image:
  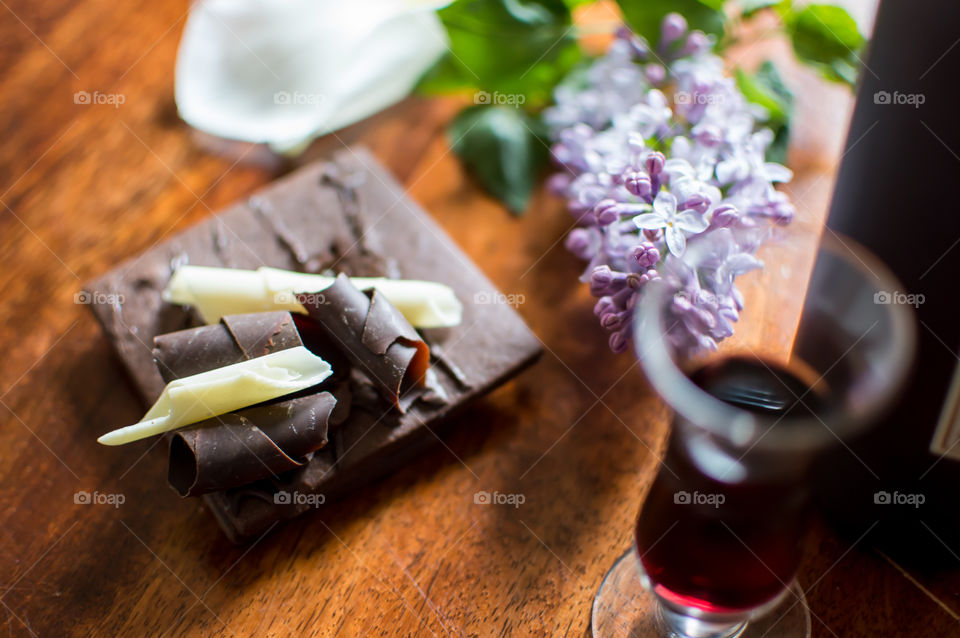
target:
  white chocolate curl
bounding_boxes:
[97,346,332,446]
[163,266,462,329]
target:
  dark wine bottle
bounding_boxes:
[815,0,960,565]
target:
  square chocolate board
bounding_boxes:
[83,147,542,542]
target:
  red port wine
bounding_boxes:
[635,356,827,614]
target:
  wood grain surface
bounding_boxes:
[2,1,958,636]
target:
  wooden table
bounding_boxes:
[2,1,958,636]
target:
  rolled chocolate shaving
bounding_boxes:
[297,274,429,410]
[168,393,337,497]
[153,311,301,383]
[328,379,353,427]
[291,313,351,382]
[151,310,345,496]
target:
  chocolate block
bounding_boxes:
[83,147,542,542]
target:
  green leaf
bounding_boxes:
[698,0,726,11]
[616,0,725,43]
[740,0,783,18]
[448,105,550,214]
[418,54,478,95]
[736,68,785,121]
[755,60,793,106]
[736,61,794,163]
[786,4,864,86]
[419,0,582,107]
[828,56,860,86]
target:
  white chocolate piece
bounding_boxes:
[97,346,332,446]
[163,265,462,328]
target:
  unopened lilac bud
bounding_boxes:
[551,143,572,166]
[695,305,716,329]
[645,63,666,85]
[563,122,593,144]
[772,203,795,226]
[568,201,598,226]
[625,272,643,289]
[697,334,718,352]
[630,39,650,60]
[709,204,738,229]
[681,192,709,213]
[693,125,721,147]
[644,151,665,177]
[719,304,739,323]
[601,310,624,331]
[546,172,572,197]
[565,228,594,260]
[680,31,710,57]
[617,26,649,59]
[594,269,629,296]
[672,294,693,315]
[643,228,661,242]
[594,296,615,316]
[629,243,660,268]
[623,170,651,197]
[626,132,646,153]
[661,13,688,46]
[609,329,630,354]
[594,199,620,225]
[591,265,613,289]
[591,266,624,295]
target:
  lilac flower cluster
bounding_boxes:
[545,14,795,355]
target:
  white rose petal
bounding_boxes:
[175,0,450,153]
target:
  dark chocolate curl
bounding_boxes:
[168,393,337,497]
[153,311,302,383]
[151,311,347,497]
[297,274,429,409]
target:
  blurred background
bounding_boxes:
[4,1,960,636]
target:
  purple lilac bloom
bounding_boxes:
[545,13,796,356]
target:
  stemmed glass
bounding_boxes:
[592,234,916,638]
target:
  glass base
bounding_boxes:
[591,549,811,638]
